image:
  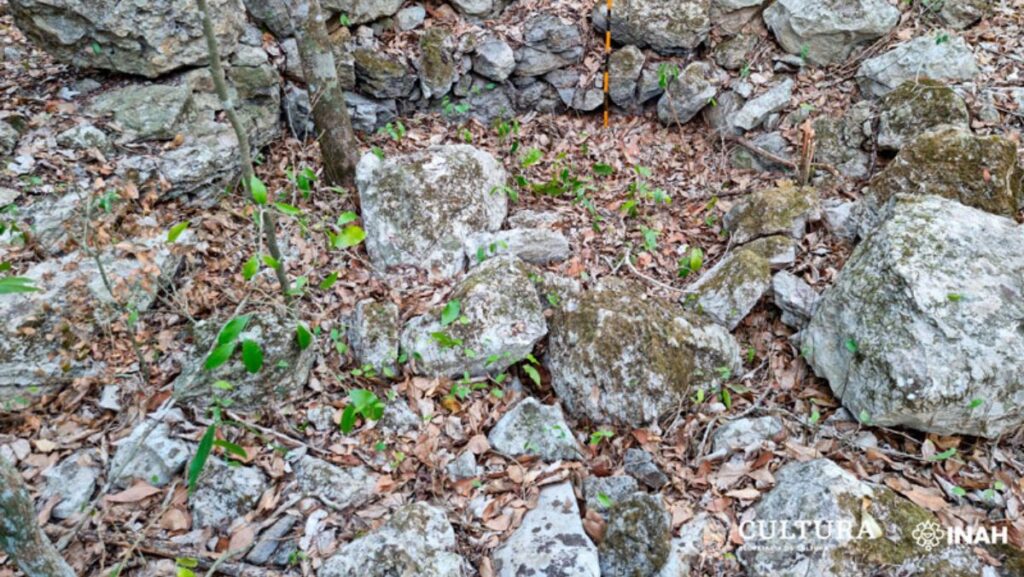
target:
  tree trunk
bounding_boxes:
[0,455,76,577]
[291,0,360,188]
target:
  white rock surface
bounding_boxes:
[856,34,980,98]
[487,397,580,461]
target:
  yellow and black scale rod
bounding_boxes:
[603,0,612,128]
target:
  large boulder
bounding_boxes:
[593,0,710,54]
[492,482,600,577]
[803,195,1024,438]
[860,125,1023,231]
[857,34,979,98]
[401,256,547,377]
[10,0,245,78]
[763,0,899,66]
[877,80,970,152]
[356,145,508,278]
[546,280,742,426]
[739,459,993,577]
[320,503,465,577]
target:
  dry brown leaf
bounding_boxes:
[106,481,161,503]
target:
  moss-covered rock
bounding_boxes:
[862,125,1023,230]
[723,182,820,245]
[688,248,772,330]
[416,27,457,100]
[743,235,797,270]
[593,0,710,54]
[487,397,580,461]
[739,459,992,577]
[813,101,873,179]
[599,493,672,577]
[348,299,400,373]
[546,280,741,426]
[608,45,645,108]
[353,48,415,99]
[877,79,970,151]
[401,256,547,377]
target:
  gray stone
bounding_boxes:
[877,80,970,152]
[938,0,989,30]
[449,0,516,18]
[712,416,784,454]
[446,451,479,480]
[731,79,793,132]
[417,27,458,100]
[243,0,293,36]
[822,198,859,242]
[0,121,18,155]
[487,397,580,462]
[41,452,98,519]
[659,514,729,577]
[88,84,191,142]
[583,476,639,513]
[744,236,798,270]
[547,281,742,426]
[804,195,1024,438]
[711,0,768,35]
[473,36,515,82]
[514,14,583,77]
[321,503,464,577]
[246,514,299,564]
[56,123,109,150]
[593,0,710,54]
[772,271,818,328]
[190,461,268,530]
[10,0,245,77]
[401,256,547,377]
[110,419,191,488]
[356,144,507,278]
[349,299,400,373]
[624,448,669,490]
[608,45,645,108]
[712,33,757,71]
[346,91,398,133]
[173,315,317,413]
[637,63,666,104]
[294,455,377,509]
[704,90,744,135]
[321,0,404,24]
[600,493,672,577]
[856,34,979,98]
[507,210,560,229]
[378,401,422,436]
[730,131,791,171]
[763,0,899,66]
[723,183,820,245]
[354,48,416,99]
[738,459,990,577]
[307,406,336,432]
[464,228,570,266]
[395,5,426,30]
[657,62,718,126]
[689,249,773,331]
[493,482,599,577]
[813,101,873,179]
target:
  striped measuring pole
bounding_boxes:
[603,0,612,127]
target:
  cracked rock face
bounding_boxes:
[856,34,979,98]
[546,280,741,426]
[876,80,970,152]
[763,0,899,66]
[804,195,1024,438]
[356,145,508,278]
[593,0,711,54]
[10,0,245,77]
[492,482,600,577]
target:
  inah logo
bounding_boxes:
[911,521,944,551]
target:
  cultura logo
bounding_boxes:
[911,521,945,551]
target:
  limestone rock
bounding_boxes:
[487,397,580,461]
[813,101,874,179]
[41,451,98,519]
[56,123,109,151]
[514,14,583,77]
[689,248,773,330]
[401,256,547,377]
[395,5,426,31]
[417,28,458,100]
[492,482,600,577]
[189,461,268,530]
[294,455,377,509]
[321,0,404,24]
[246,514,299,565]
[624,448,670,490]
[354,49,416,99]
[608,45,645,108]
[938,0,990,29]
[600,493,672,577]
[877,80,970,152]
[861,125,1023,230]
[803,195,1024,438]
[349,299,400,373]
[583,476,639,514]
[10,0,245,77]
[243,0,293,37]
[464,228,570,266]
[743,235,798,270]
[174,315,317,413]
[763,0,899,66]
[356,144,507,278]
[593,0,711,54]
[660,514,729,577]
[449,0,516,18]
[857,34,979,98]
[712,33,757,71]
[0,121,17,155]
[378,401,422,436]
[110,419,191,488]
[731,79,793,132]
[657,62,718,126]
[730,132,792,172]
[712,416,784,454]
[723,183,820,245]
[88,84,192,142]
[711,0,769,35]
[446,451,479,480]
[320,503,465,577]
[473,36,515,82]
[739,459,991,577]
[547,281,741,426]
[771,270,818,328]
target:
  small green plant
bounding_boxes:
[677,246,704,279]
[621,165,670,217]
[589,429,614,446]
[340,389,385,433]
[0,276,38,294]
[657,63,680,90]
[379,121,406,142]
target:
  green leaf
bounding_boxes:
[274,202,302,216]
[844,338,859,353]
[242,255,259,280]
[188,425,216,495]
[332,225,366,249]
[250,176,268,205]
[319,272,340,290]
[858,409,871,424]
[262,255,280,269]
[337,211,359,226]
[592,163,614,176]
[521,148,543,168]
[296,323,313,350]
[213,439,248,460]
[340,405,357,434]
[522,364,541,387]
[929,447,957,462]
[217,315,251,345]
[596,492,613,508]
[968,398,983,409]
[440,300,461,327]
[241,340,263,373]
[167,221,190,243]
[204,341,237,371]
[0,276,39,294]
[951,486,967,497]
